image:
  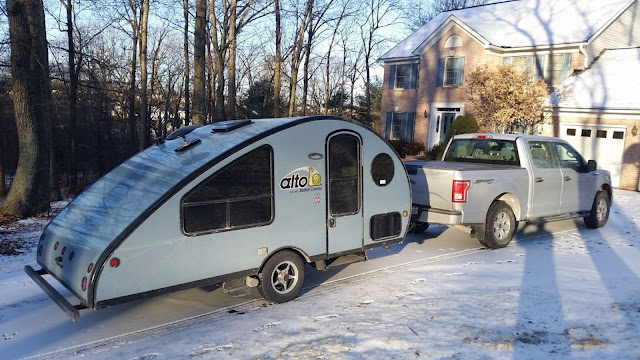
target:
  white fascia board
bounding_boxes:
[587,0,635,45]
[552,107,640,120]
[378,56,421,66]
[412,16,489,56]
[486,43,586,56]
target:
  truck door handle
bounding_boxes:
[564,176,572,181]
[328,218,335,228]
[535,177,544,183]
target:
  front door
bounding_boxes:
[440,113,456,144]
[327,132,363,255]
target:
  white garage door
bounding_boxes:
[559,123,625,187]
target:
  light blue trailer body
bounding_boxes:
[28,116,411,319]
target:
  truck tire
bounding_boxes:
[412,222,430,233]
[258,250,305,303]
[483,202,517,249]
[584,191,610,229]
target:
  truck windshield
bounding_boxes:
[444,138,520,166]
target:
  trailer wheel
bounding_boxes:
[412,222,430,233]
[483,202,516,249]
[584,191,610,229]
[258,250,305,303]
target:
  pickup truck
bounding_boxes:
[406,133,612,249]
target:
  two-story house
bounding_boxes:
[379,0,640,190]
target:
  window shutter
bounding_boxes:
[456,57,465,86]
[385,112,392,139]
[436,58,444,87]
[561,53,572,82]
[388,65,396,89]
[399,113,408,141]
[535,54,545,80]
[410,63,418,89]
[407,112,416,142]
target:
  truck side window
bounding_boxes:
[371,153,394,186]
[529,142,554,169]
[181,145,273,234]
[554,142,586,172]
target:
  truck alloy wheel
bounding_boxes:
[258,250,305,303]
[584,191,610,228]
[483,201,516,249]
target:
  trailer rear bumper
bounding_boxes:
[24,265,86,322]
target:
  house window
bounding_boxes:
[536,53,572,87]
[503,56,533,73]
[613,131,624,139]
[385,112,415,142]
[181,145,273,235]
[596,130,607,138]
[581,129,591,137]
[444,57,464,86]
[389,63,418,89]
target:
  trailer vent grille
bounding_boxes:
[370,212,402,241]
[211,119,252,133]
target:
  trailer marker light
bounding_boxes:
[452,180,471,203]
[88,263,94,273]
[54,242,59,250]
[110,257,120,268]
[82,276,87,291]
[61,247,66,255]
[69,251,75,261]
[403,210,408,217]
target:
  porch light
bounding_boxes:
[632,124,638,137]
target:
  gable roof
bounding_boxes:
[380,0,634,61]
[552,47,640,110]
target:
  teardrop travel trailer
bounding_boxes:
[26,116,412,321]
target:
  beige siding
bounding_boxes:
[587,0,640,64]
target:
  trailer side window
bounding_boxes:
[371,153,394,186]
[182,145,273,234]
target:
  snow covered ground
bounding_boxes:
[1,190,639,359]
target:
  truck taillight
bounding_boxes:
[452,180,471,203]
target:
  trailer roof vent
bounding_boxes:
[211,119,252,133]
[166,125,202,152]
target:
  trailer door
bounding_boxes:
[327,132,363,254]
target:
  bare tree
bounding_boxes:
[323,0,350,114]
[403,0,490,32]
[273,0,282,117]
[139,0,150,149]
[2,0,52,217]
[193,0,206,125]
[183,0,191,125]
[287,0,313,117]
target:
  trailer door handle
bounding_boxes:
[564,176,572,181]
[328,218,336,228]
[535,177,544,183]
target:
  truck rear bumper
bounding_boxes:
[24,265,86,321]
[412,204,463,225]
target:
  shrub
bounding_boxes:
[444,113,479,144]
[424,142,447,161]
[388,140,426,158]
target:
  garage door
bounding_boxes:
[559,123,625,187]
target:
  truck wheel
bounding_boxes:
[412,222,430,233]
[584,191,610,229]
[258,250,305,303]
[483,202,516,249]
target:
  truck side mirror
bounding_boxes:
[587,160,597,172]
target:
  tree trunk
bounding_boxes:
[61,0,78,193]
[183,0,190,126]
[193,0,206,125]
[273,0,281,117]
[288,0,314,117]
[209,0,226,121]
[227,0,237,119]
[2,0,52,217]
[301,12,313,116]
[139,0,150,150]
[128,2,139,153]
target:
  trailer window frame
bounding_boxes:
[180,144,274,235]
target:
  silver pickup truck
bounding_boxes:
[406,133,612,249]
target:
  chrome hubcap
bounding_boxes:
[493,211,511,240]
[596,198,608,222]
[271,261,299,294]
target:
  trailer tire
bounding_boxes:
[412,222,430,233]
[584,191,610,229]
[258,250,305,303]
[483,202,516,249]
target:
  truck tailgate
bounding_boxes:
[406,162,455,211]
